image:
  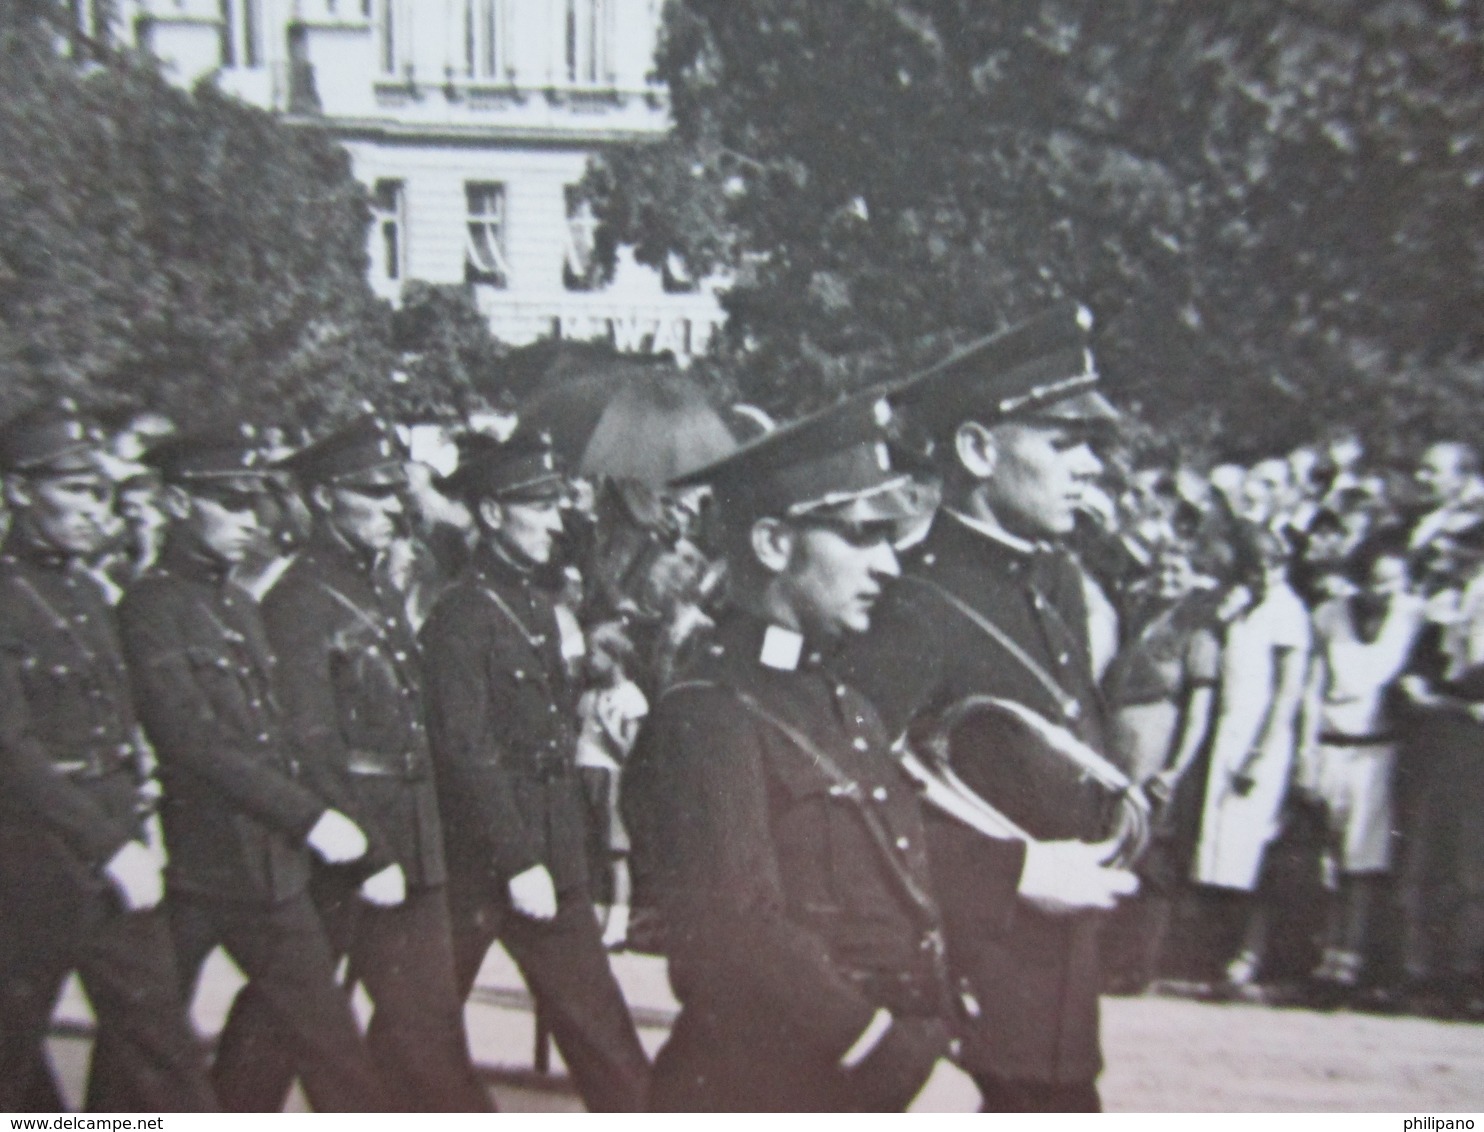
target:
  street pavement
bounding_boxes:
[45,945,1484,1112]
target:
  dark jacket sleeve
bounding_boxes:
[838,581,1027,934]
[420,590,542,881]
[260,578,393,876]
[628,686,944,1107]
[118,583,325,840]
[0,638,135,865]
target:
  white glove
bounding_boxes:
[508,864,558,921]
[306,809,368,864]
[601,902,630,948]
[141,812,168,868]
[1017,839,1139,914]
[359,863,407,907]
[907,1058,980,1112]
[104,839,165,912]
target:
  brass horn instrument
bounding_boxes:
[897,695,1151,869]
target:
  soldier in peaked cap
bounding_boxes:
[207,415,492,1111]
[838,302,1139,1113]
[0,403,217,1112]
[117,427,389,1111]
[620,395,981,1111]
[420,431,650,1112]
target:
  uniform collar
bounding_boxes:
[942,507,1045,556]
[158,531,233,585]
[0,526,72,573]
[310,524,378,578]
[474,538,536,587]
[712,610,829,674]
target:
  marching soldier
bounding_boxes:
[117,429,389,1111]
[840,304,1139,1112]
[621,395,982,1111]
[420,432,649,1112]
[0,404,216,1112]
[223,416,491,1111]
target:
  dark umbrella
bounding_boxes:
[517,367,738,486]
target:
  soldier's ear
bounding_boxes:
[750,517,793,575]
[477,496,504,532]
[3,474,35,511]
[160,485,194,522]
[955,420,999,480]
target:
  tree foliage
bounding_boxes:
[585,0,1484,458]
[388,281,509,415]
[0,5,400,430]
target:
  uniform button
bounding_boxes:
[257,733,269,742]
[548,704,557,713]
[835,685,848,697]
[922,554,936,566]
[1057,652,1070,665]
[92,726,106,737]
[395,651,407,662]
[871,786,889,802]
[852,737,869,752]
[1032,594,1046,609]
[806,652,821,666]
[896,837,910,851]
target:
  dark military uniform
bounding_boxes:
[119,447,387,1112]
[214,523,489,1111]
[0,538,215,1112]
[842,304,1123,1111]
[623,612,960,1111]
[421,540,649,1112]
[842,514,1109,1106]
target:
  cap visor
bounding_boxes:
[1029,390,1120,424]
[332,462,407,489]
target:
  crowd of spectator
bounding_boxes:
[20,407,1484,1024]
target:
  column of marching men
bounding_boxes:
[4,299,1484,1114]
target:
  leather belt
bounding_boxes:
[1318,731,1396,747]
[840,965,947,1019]
[53,743,134,780]
[345,748,428,780]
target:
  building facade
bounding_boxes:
[80,0,723,361]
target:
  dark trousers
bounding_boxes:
[448,873,649,1112]
[0,873,216,1113]
[169,890,387,1112]
[974,1072,1100,1113]
[1401,715,1484,986]
[211,874,492,1112]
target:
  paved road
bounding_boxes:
[45,948,1484,1112]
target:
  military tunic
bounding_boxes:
[421,543,649,1112]
[220,529,489,1111]
[623,612,965,1111]
[119,537,387,1112]
[840,512,1109,1101]
[0,537,215,1112]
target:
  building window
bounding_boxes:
[68,0,110,48]
[370,180,406,284]
[563,187,602,291]
[376,0,404,75]
[221,0,265,68]
[465,183,509,287]
[565,0,610,86]
[465,0,504,80]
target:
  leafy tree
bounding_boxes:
[585,0,1484,459]
[388,281,509,415]
[0,3,398,431]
